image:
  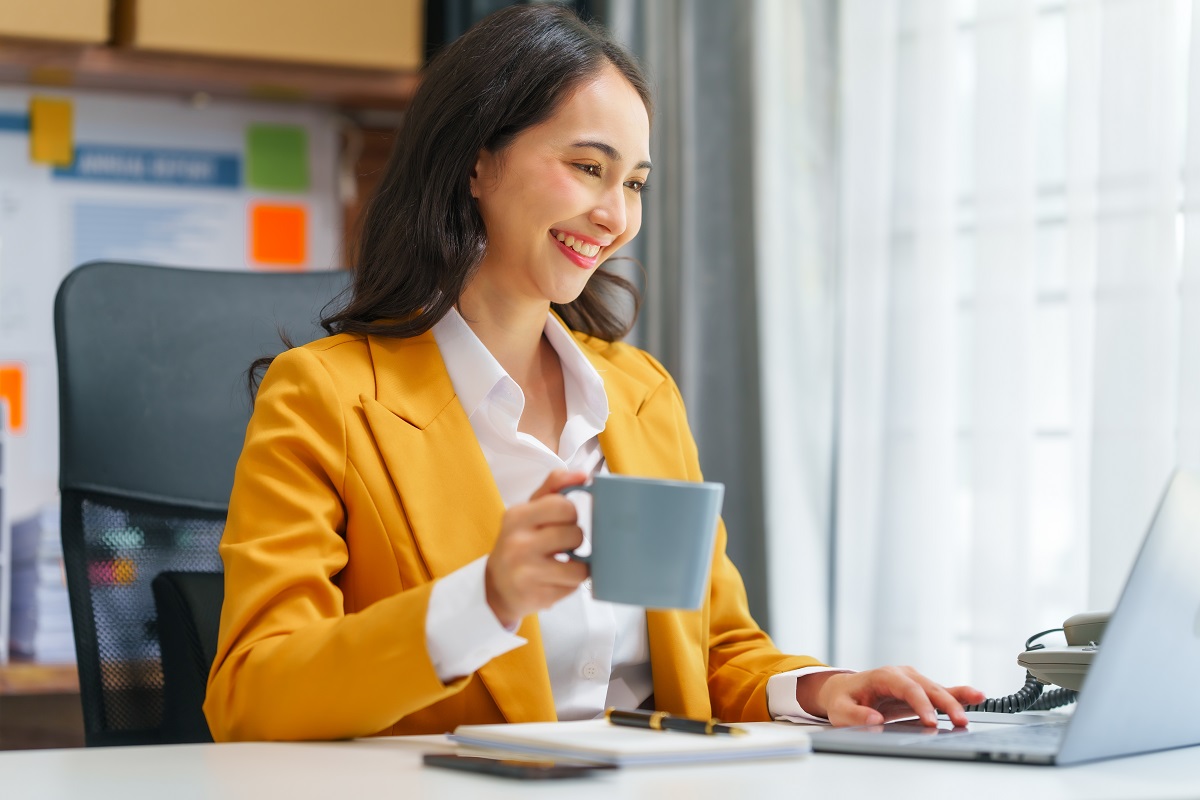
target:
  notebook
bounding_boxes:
[808,469,1200,766]
[448,718,811,766]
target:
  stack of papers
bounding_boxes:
[450,718,811,766]
[9,500,75,663]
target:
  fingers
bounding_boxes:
[883,668,939,726]
[948,685,987,705]
[827,700,884,728]
[917,679,971,728]
[944,685,987,726]
[505,496,582,553]
[485,471,591,626]
[824,667,978,729]
[530,468,588,500]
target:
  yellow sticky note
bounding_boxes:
[30,96,74,167]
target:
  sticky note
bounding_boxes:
[0,363,26,434]
[246,124,310,192]
[250,203,308,268]
[29,96,74,167]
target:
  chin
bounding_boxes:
[546,279,591,307]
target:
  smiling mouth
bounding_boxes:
[550,229,603,258]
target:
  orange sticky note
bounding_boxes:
[250,203,308,268]
[0,363,26,434]
[29,96,74,167]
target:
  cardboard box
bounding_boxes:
[0,0,110,44]
[116,0,423,71]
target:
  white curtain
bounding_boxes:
[753,0,839,657]
[837,0,1198,695]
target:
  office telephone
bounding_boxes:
[965,611,1110,714]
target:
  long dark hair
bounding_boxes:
[323,3,651,341]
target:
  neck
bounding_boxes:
[457,283,553,386]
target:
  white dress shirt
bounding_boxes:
[424,308,838,722]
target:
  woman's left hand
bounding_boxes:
[798,667,986,728]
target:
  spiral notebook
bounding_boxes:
[448,718,811,766]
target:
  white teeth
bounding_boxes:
[553,231,601,258]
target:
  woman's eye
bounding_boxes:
[576,163,602,177]
[625,179,648,193]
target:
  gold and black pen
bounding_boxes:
[605,707,747,736]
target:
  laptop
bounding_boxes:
[809,469,1200,766]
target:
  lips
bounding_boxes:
[552,230,603,257]
[550,230,602,269]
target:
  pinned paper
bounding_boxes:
[246,124,310,192]
[29,96,74,167]
[250,203,308,268]
[0,363,26,434]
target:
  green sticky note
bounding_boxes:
[246,124,310,192]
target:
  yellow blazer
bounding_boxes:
[204,325,824,742]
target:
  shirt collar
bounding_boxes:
[544,311,610,433]
[431,307,609,429]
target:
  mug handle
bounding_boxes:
[558,484,593,564]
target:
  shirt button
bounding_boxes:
[581,661,599,679]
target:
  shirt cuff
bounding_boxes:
[426,555,527,682]
[767,666,856,724]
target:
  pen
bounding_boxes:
[605,707,747,736]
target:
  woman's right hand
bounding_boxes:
[484,470,590,628]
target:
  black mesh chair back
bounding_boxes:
[54,261,350,746]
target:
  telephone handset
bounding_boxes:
[965,611,1110,714]
[1017,611,1109,691]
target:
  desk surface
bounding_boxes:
[1,726,1197,800]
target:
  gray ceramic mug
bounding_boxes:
[561,475,725,609]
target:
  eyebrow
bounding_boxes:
[570,140,653,172]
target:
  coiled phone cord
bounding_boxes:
[1028,686,1078,711]
[963,627,1080,714]
[964,670,1046,713]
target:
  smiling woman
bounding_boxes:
[465,63,651,318]
[321,5,652,343]
[202,3,981,744]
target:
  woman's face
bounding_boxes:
[469,63,652,308]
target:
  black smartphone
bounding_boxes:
[422,753,615,780]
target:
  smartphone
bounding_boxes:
[422,753,615,780]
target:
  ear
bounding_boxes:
[469,148,498,199]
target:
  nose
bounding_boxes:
[588,183,627,239]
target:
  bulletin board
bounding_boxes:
[0,86,343,523]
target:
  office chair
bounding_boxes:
[150,570,225,743]
[55,261,351,747]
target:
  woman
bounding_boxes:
[204,4,983,741]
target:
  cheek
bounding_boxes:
[475,200,509,249]
[542,169,582,207]
[623,201,643,242]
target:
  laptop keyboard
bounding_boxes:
[918,722,1066,752]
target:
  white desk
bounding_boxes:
[2,728,1198,800]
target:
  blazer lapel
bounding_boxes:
[578,339,708,716]
[361,331,556,722]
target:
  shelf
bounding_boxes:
[0,39,420,111]
[0,661,79,695]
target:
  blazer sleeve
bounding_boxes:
[203,347,470,742]
[660,360,826,721]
